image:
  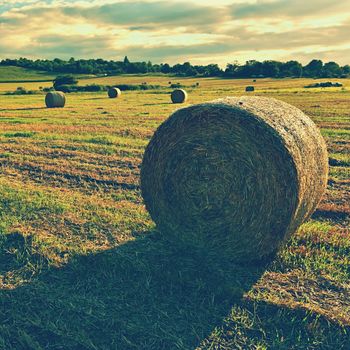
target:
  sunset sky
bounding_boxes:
[1,0,350,66]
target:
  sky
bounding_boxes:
[0,0,350,66]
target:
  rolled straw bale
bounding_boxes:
[108,87,121,98]
[246,86,255,92]
[45,91,66,108]
[171,89,188,104]
[141,96,328,263]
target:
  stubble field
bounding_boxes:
[0,74,349,349]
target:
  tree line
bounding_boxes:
[1,56,349,78]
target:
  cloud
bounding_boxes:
[34,35,116,57]
[62,1,228,27]
[291,47,350,64]
[0,0,349,65]
[0,28,117,58]
[120,24,350,62]
[230,0,347,19]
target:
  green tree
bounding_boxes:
[322,61,342,78]
[261,60,280,77]
[203,64,222,77]
[304,59,323,77]
[161,63,171,74]
[281,61,303,77]
[224,63,240,77]
[53,75,78,90]
[342,65,350,76]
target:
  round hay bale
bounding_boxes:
[45,91,66,108]
[108,87,121,98]
[141,96,328,263]
[171,89,188,104]
[246,86,255,92]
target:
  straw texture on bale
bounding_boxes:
[108,87,121,98]
[45,91,66,108]
[246,86,255,92]
[171,89,188,104]
[141,96,328,263]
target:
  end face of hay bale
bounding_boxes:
[246,86,255,92]
[141,96,328,263]
[171,89,188,104]
[108,87,121,98]
[45,91,66,108]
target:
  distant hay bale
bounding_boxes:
[141,96,328,263]
[246,86,255,92]
[45,91,66,108]
[108,87,121,98]
[171,89,188,104]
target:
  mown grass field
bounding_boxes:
[0,73,349,349]
[0,66,59,83]
[0,65,93,86]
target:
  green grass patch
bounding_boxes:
[329,153,350,166]
[329,166,350,180]
[322,128,350,140]
[0,66,90,83]
[86,136,114,145]
[0,152,11,159]
[3,132,36,138]
[0,66,55,82]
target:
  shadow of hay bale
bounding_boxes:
[0,233,47,286]
[0,233,32,274]
[1,232,349,348]
[0,107,47,112]
[0,232,265,349]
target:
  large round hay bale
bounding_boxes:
[141,96,328,263]
[171,89,187,104]
[45,91,66,108]
[246,86,255,92]
[108,87,121,98]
